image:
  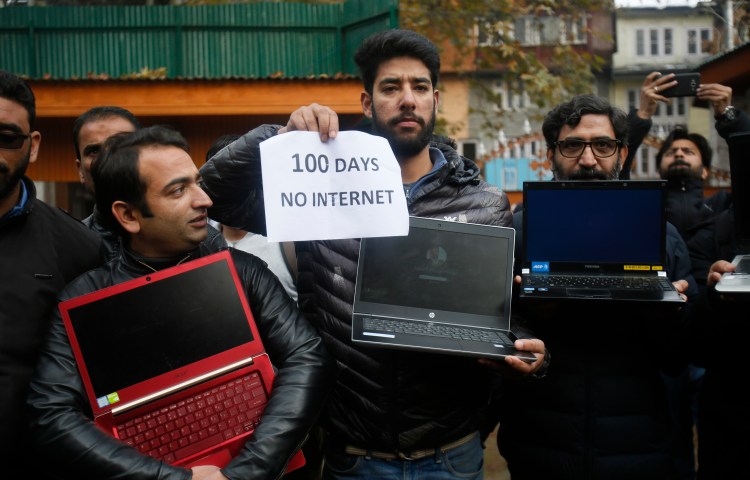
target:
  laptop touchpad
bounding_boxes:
[566,288,612,299]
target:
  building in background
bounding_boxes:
[0,0,397,216]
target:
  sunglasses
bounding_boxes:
[0,132,31,150]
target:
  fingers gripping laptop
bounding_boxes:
[58,250,304,470]
[351,216,535,362]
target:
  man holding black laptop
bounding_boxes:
[200,29,547,480]
[494,94,697,480]
[26,125,335,480]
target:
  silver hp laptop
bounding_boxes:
[351,216,535,362]
[519,180,684,303]
[716,131,750,293]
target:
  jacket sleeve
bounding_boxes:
[222,250,336,480]
[666,221,699,299]
[621,110,653,180]
[715,109,750,140]
[200,124,281,236]
[26,281,191,480]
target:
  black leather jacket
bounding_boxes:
[200,125,516,452]
[26,244,335,480]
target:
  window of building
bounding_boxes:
[688,28,711,54]
[636,29,645,56]
[640,147,650,176]
[664,28,673,55]
[461,141,477,161]
[650,28,659,55]
[628,89,638,111]
[677,97,686,115]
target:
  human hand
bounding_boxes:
[672,279,690,301]
[696,83,733,117]
[191,465,228,480]
[707,260,736,287]
[278,103,339,142]
[478,338,546,375]
[637,71,672,119]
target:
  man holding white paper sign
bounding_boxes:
[200,29,548,480]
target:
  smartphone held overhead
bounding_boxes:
[660,72,700,97]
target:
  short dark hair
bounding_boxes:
[206,134,240,162]
[0,70,36,130]
[354,29,440,95]
[73,106,141,159]
[92,125,190,237]
[655,127,712,169]
[542,94,629,149]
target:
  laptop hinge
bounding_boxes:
[111,357,254,416]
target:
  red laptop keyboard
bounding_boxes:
[115,372,268,463]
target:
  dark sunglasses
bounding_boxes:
[0,132,31,150]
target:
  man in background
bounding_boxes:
[0,69,101,479]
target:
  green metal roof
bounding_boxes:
[0,0,399,80]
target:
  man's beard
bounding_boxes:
[0,149,30,201]
[552,157,621,181]
[371,105,436,160]
[662,160,703,180]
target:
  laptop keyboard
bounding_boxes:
[115,372,267,463]
[363,317,514,346]
[524,274,673,291]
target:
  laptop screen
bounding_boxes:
[523,181,666,269]
[358,221,511,317]
[67,259,254,398]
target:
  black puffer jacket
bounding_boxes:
[200,125,513,452]
[665,177,728,289]
[26,244,335,480]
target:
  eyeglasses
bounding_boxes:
[554,138,621,158]
[0,132,31,150]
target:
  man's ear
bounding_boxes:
[112,201,141,235]
[701,166,709,180]
[618,145,629,167]
[361,91,373,119]
[75,158,85,184]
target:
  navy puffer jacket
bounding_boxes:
[200,125,514,452]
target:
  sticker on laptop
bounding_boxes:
[623,265,663,271]
[531,262,549,273]
[97,392,121,407]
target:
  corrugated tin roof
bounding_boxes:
[0,0,398,80]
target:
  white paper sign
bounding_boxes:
[259,130,409,242]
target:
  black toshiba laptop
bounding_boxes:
[716,131,750,293]
[519,180,684,303]
[351,216,535,362]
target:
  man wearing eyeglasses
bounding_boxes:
[0,70,102,478]
[493,94,697,480]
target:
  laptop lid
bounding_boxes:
[520,180,683,303]
[60,250,264,418]
[353,216,514,330]
[522,180,669,275]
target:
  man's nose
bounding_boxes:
[400,86,416,109]
[194,185,213,209]
[578,145,598,168]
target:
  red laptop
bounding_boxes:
[58,250,304,470]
